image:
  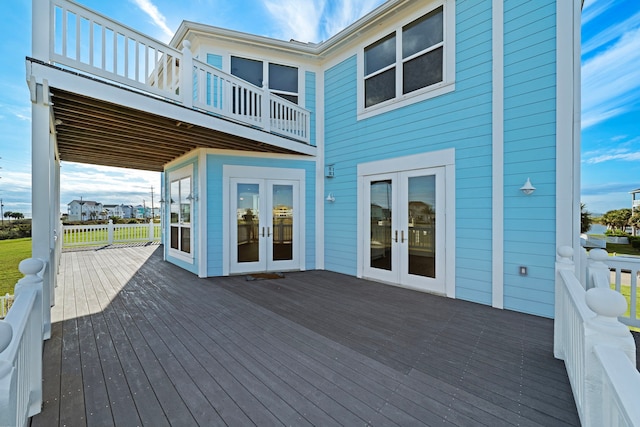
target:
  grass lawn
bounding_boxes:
[0,238,32,295]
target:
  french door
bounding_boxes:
[363,167,445,293]
[229,178,299,274]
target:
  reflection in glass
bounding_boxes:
[170,180,179,224]
[407,175,435,278]
[370,180,392,271]
[180,177,191,224]
[237,184,260,263]
[272,185,293,261]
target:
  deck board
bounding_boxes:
[32,245,582,426]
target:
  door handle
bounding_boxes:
[261,226,265,237]
[394,230,398,243]
[267,226,271,237]
[401,230,405,243]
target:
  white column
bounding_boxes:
[180,40,193,109]
[32,0,50,61]
[31,82,52,340]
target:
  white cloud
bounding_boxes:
[582,9,640,56]
[582,26,640,129]
[131,0,174,41]
[263,0,325,42]
[581,0,615,26]
[262,0,385,43]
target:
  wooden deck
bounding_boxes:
[31,245,581,426]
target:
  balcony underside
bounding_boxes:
[30,59,316,172]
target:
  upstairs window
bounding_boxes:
[360,2,454,118]
[231,56,299,104]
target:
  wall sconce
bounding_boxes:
[186,193,198,202]
[326,192,335,202]
[520,178,536,195]
[325,164,335,178]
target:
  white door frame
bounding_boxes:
[223,165,306,275]
[357,149,456,297]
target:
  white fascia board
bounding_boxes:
[28,61,317,158]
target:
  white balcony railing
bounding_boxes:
[36,0,311,144]
[0,259,47,427]
[555,246,640,427]
[62,220,161,247]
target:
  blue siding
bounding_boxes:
[206,54,223,69]
[503,0,557,318]
[305,71,316,147]
[164,157,199,275]
[205,155,316,276]
[324,0,494,305]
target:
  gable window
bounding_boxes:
[231,56,299,104]
[359,2,454,119]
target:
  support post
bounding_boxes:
[148,220,154,242]
[31,82,52,340]
[32,0,50,61]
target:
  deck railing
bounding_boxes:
[38,0,311,144]
[555,246,640,426]
[62,220,160,247]
[0,259,46,427]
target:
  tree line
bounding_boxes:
[3,211,25,221]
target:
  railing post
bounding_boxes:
[148,220,154,242]
[583,287,636,427]
[15,258,45,417]
[108,219,114,244]
[554,246,574,360]
[587,248,610,290]
[180,40,193,109]
[32,0,50,61]
[262,82,271,133]
[0,319,15,426]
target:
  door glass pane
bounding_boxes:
[180,177,191,224]
[407,175,436,278]
[272,184,293,261]
[237,183,260,263]
[170,180,179,224]
[181,227,191,254]
[370,180,392,271]
[170,226,179,250]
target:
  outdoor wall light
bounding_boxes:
[186,193,198,202]
[520,178,536,195]
[326,192,335,202]
[325,164,335,178]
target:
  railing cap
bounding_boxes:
[18,258,44,276]
[557,246,573,263]
[589,248,609,263]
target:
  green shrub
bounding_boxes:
[604,229,630,237]
[629,236,640,249]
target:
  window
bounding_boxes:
[360,2,454,118]
[168,165,193,262]
[231,56,299,104]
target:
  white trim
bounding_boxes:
[315,69,326,270]
[197,150,208,278]
[167,164,195,265]
[556,0,580,264]
[223,165,306,276]
[356,148,455,297]
[492,0,504,309]
[356,0,456,121]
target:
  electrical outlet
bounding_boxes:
[519,266,527,276]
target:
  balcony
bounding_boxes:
[28,0,315,172]
[23,245,584,426]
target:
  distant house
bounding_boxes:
[67,200,103,222]
[30,0,582,319]
[103,204,125,219]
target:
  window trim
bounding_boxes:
[357,0,456,121]
[167,164,195,264]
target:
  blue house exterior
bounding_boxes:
[28,0,581,321]
[156,0,581,319]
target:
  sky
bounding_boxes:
[0,0,638,217]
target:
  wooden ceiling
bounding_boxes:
[50,89,305,172]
